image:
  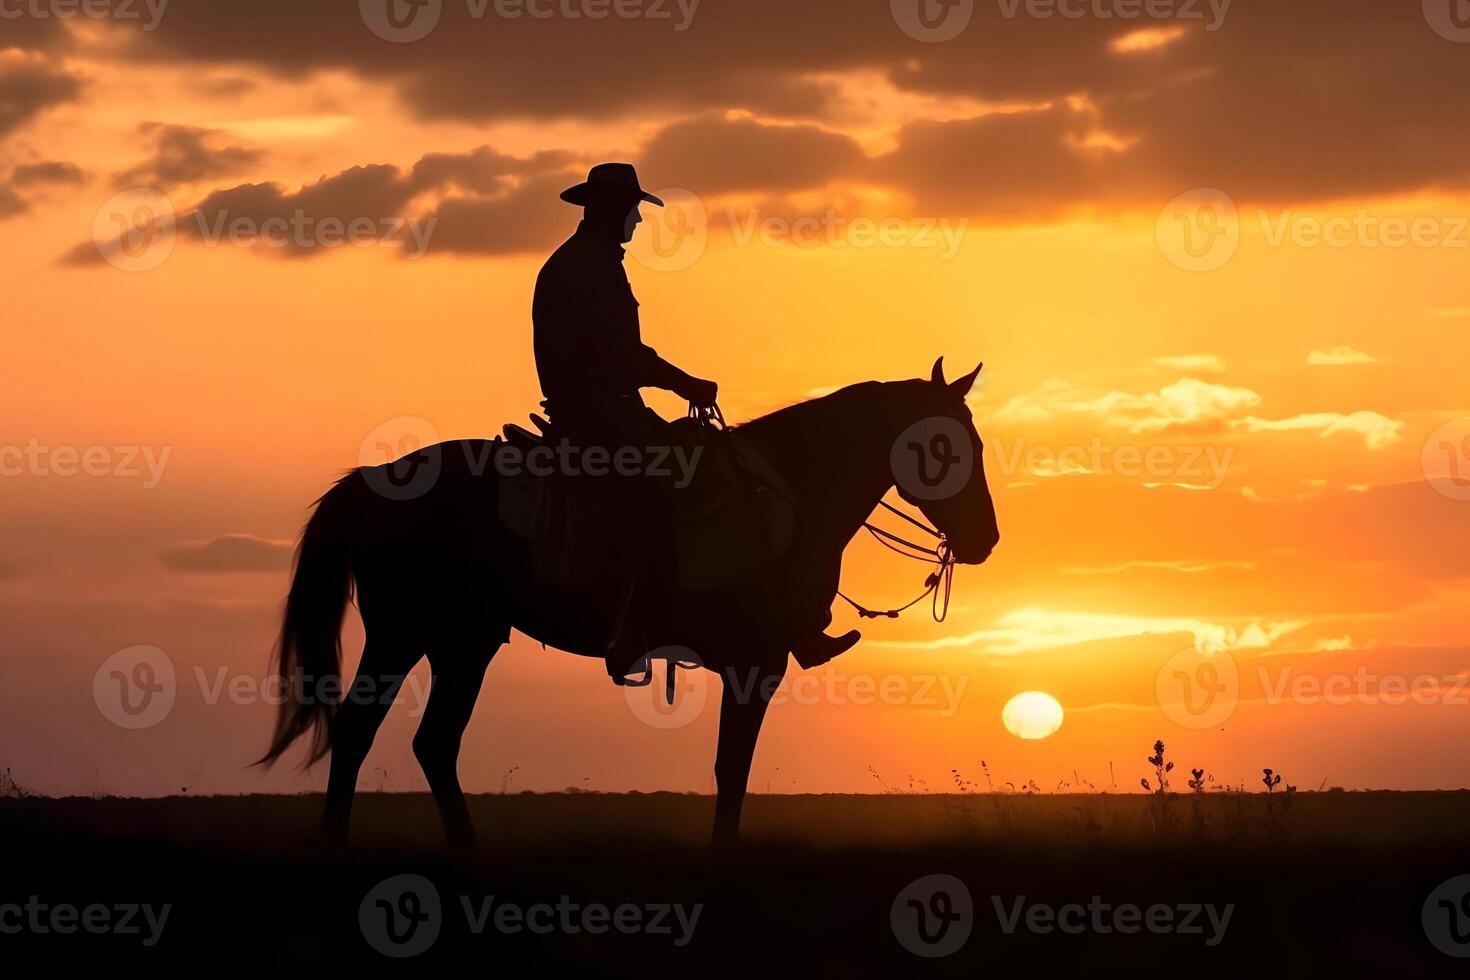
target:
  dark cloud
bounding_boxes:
[87,1,1470,209]
[0,57,84,136]
[159,534,292,573]
[11,160,88,187]
[0,184,25,219]
[639,115,867,195]
[113,123,264,189]
[65,146,580,262]
[409,146,577,195]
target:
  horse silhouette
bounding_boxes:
[259,358,998,846]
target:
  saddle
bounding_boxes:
[496,408,796,592]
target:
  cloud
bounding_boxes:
[10,160,88,187]
[1231,411,1403,451]
[870,607,1305,655]
[113,124,264,189]
[70,2,1470,214]
[639,114,869,195]
[1307,346,1376,366]
[989,377,1261,433]
[0,185,25,219]
[1152,354,1224,373]
[159,534,292,573]
[1062,559,1257,575]
[65,146,586,262]
[0,52,84,137]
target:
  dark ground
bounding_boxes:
[2,791,1467,975]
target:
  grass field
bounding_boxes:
[3,790,1467,974]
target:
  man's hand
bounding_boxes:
[681,376,719,407]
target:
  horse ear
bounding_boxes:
[930,357,946,386]
[949,362,983,396]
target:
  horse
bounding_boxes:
[258,357,999,846]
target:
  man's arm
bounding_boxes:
[638,345,718,405]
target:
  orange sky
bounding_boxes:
[3,2,1469,797]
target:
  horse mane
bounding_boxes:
[733,379,917,438]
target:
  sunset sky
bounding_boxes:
[3,0,1469,798]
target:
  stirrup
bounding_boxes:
[609,658,653,687]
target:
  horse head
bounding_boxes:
[890,357,999,565]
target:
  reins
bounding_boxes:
[688,400,958,628]
[838,500,956,623]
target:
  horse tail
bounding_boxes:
[257,474,361,767]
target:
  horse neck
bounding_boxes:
[740,382,917,541]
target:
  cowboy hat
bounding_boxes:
[559,162,664,207]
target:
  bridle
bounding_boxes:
[837,499,956,623]
[690,400,958,624]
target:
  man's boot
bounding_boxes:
[791,629,861,670]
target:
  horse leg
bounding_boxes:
[414,641,496,846]
[323,638,419,841]
[712,660,787,847]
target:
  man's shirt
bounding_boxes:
[533,220,671,424]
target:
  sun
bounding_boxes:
[1002,691,1065,740]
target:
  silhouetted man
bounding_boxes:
[533,163,715,684]
[534,163,859,683]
